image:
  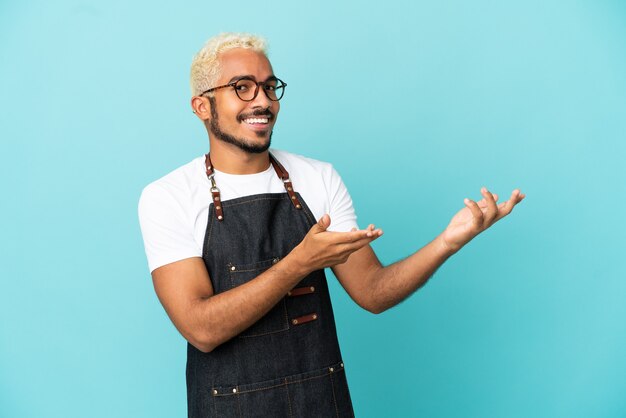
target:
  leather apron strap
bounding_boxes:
[205,152,303,221]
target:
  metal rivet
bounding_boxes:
[272,258,279,264]
[312,314,317,319]
[329,367,334,372]
[291,196,296,200]
[292,319,298,325]
[287,187,292,191]
[296,205,301,209]
[218,215,223,220]
[310,286,315,292]
[213,389,218,395]
[287,291,292,296]
[214,197,219,201]
[216,205,221,210]
[230,266,236,271]
[340,363,344,368]
[232,388,237,393]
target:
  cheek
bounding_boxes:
[221,103,245,123]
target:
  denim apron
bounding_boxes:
[186,153,355,417]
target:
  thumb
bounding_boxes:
[313,214,331,233]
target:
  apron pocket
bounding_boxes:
[211,362,348,418]
[212,383,291,418]
[228,258,290,338]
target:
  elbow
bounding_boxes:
[359,288,388,315]
[193,341,215,354]
[365,304,387,315]
[359,299,387,315]
[188,330,218,353]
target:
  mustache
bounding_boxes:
[238,108,274,121]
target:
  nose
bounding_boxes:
[250,86,272,109]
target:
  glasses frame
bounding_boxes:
[200,76,287,102]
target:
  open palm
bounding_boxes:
[441,187,525,252]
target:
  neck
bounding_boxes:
[207,140,271,174]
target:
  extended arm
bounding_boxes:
[333,188,525,313]
[152,215,381,353]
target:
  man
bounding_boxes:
[138,33,525,417]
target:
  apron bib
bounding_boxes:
[186,153,355,418]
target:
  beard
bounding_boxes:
[208,96,273,154]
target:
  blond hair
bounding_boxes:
[190,32,268,96]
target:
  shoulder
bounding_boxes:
[138,155,206,214]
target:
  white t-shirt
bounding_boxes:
[138,149,359,273]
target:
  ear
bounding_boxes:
[191,96,211,121]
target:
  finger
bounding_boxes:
[481,187,498,225]
[464,198,484,227]
[496,189,521,219]
[476,192,498,208]
[357,227,383,240]
[313,214,331,233]
[327,228,378,244]
[342,233,382,252]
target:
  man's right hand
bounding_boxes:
[291,214,383,274]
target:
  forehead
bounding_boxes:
[217,48,274,82]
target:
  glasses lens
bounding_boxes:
[234,79,258,101]
[264,79,285,101]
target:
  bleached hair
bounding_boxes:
[190,32,268,96]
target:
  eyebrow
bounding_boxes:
[227,74,277,83]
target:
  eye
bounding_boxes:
[235,79,255,92]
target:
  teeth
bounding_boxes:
[244,118,269,124]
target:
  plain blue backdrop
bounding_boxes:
[2,1,625,417]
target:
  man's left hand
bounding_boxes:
[440,187,526,252]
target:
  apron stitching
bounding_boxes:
[213,369,337,395]
[230,267,275,273]
[223,196,287,207]
[205,209,215,251]
[212,387,217,417]
[282,297,291,331]
[237,324,289,338]
[329,372,340,418]
[284,378,294,418]
[301,204,315,226]
[235,389,242,418]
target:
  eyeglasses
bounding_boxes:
[200,77,287,102]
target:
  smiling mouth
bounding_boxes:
[242,117,270,125]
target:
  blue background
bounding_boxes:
[2,0,625,417]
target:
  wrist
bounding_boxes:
[282,246,314,279]
[435,233,461,256]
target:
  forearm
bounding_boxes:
[190,254,310,352]
[367,234,458,313]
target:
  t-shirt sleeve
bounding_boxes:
[138,183,202,273]
[326,165,359,233]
